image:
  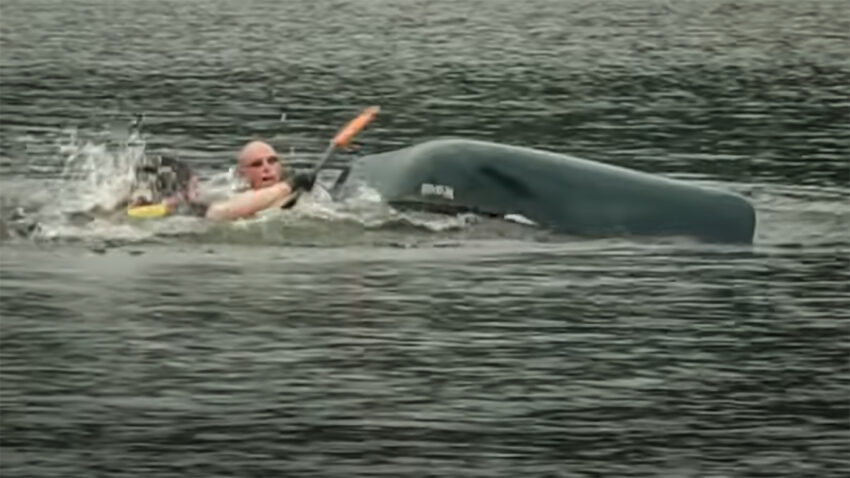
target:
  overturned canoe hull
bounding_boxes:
[346,139,756,243]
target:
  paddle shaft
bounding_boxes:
[310,143,338,176]
[280,106,380,209]
[278,144,335,210]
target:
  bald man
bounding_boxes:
[205,140,315,220]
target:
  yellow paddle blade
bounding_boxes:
[127,203,170,218]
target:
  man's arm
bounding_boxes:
[205,182,293,220]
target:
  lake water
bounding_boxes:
[1,0,848,476]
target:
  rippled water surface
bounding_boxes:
[1,0,848,476]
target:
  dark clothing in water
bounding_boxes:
[131,154,209,217]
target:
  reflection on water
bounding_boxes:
[1,0,848,476]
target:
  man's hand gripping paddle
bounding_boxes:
[280,106,379,209]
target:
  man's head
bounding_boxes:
[238,140,281,190]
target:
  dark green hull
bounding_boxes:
[346,139,756,243]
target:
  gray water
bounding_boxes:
[1,0,848,476]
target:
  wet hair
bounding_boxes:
[130,155,194,205]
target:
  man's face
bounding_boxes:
[239,143,281,190]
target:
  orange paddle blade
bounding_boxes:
[332,106,380,147]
